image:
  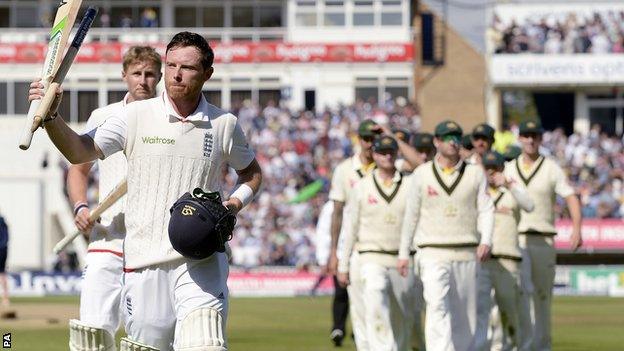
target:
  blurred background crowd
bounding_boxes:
[491,10,624,54]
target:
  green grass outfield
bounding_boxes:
[1,296,623,350]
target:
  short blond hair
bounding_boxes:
[122,46,162,72]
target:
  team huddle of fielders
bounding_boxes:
[327,119,582,351]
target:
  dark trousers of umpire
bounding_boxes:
[332,275,349,333]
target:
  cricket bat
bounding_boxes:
[53,179,127,254]
[18,0,83,150]
[30,6,98,133]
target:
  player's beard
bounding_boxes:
[166,79,203,100]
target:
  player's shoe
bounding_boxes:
[330,329,344,347]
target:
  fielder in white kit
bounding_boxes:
[327,119,381,350]
[506,120,582,351]
[66,46,162,350]
[474,151,534,351]
[30,32,263,351]
[337,135,416,351]
[398,120,495,351]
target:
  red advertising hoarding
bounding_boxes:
[555,219,624,251]
[0,42,413,64]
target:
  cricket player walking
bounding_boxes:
[66,46,162,350]
[327,119,381,349]
[29,32,262,350]
[506,120,582,351]
[474,151,534,351]
[337,135,415,351]
[398,120,494,351]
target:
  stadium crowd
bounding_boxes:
[60,100,624,268]
[491,10,624,54]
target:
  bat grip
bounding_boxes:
[30,82,60,132]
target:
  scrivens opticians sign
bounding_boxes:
[490,54,624,86]
[0,42,413,64]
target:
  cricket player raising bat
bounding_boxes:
[63,46,162,350]
[29,32,262,350]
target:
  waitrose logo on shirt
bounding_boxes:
[142,136,176,145]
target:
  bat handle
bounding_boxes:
[30,82,61,132]
[52,231,82,254]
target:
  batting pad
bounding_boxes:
[119,337,159,351]
[69,319,116,351]
[177,308,227,351]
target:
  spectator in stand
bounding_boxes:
[120,13,132,28]
[492,10,624,54]
[140,8,158,28]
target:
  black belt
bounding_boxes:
[520,230,556,236]
[491,254,522,262]
[358,250,416,256]
[418,243,479,249]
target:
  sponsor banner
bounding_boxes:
[7,271,82,297]
[554,266,624,297]
[490,54,624,86]
[228,270,334,297]
[6,269,334,297]
[555,219,624,251]
[7,266,624,297]
[0,42,413,64]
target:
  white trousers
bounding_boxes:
[348,252,369,351]
[360,262,414,351]
[519,236,556,351]
[475,259,522,351]
[518,248,534,351]
[421,258,477,351]
[122,253,229,351]
[80,251,124,336]
[411,253,426,351]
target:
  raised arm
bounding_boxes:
[28,80,103,163]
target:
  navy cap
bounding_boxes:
[373,134,399,152]
[482,151,505,168]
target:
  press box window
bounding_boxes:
[232,6,254,27]
[15,5,38,28]
[0,82,7,114]
[13,82,31,115]
[259,6,282,27]
[78,91,99,123]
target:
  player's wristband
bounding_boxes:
[230,184,254,209]
[73,202,89,216]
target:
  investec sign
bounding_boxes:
[7,271,82,296]
[489,54,624,86]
